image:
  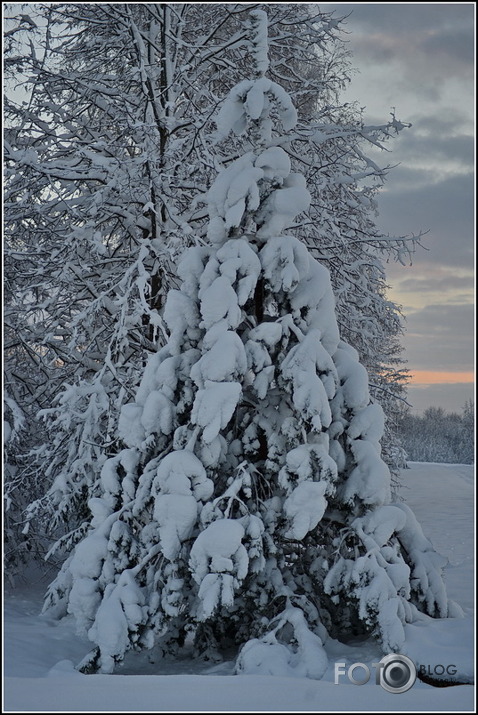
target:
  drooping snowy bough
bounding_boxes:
[44,10,456,676]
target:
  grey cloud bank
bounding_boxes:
[402,303,474,372]
[323,2,475,413]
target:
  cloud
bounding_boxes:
[376,171,474,268]
[401,303,474,372]
[396,132,474,170]
[331,3,474,35]
[421,26,475,67]
[412,112,473,138]
[410,371,474,385]
[327,3,474,114]
[330,3,474,79]
[389,268,474,297]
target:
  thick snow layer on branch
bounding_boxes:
[341,438,391,506]
[216,239,261,306]
[354,505,408,548]
[100,458,121,497]
[244,79,268,120]
[237,607,328,679]
[88,497,113,527]
[151,450,213,561]
[88,570,146,673]
[246,354,275,400]
[256,175,310,239]
[245,339,272,374]
[281,330,337,431]
[141,391,175,436]
[226,165,262,211]
[260,235,310,293]
[209,147,299,245]
[69,533,107,582]
[333,342,370,410]
[154,494,198,561]
[214,77,297,141]
[176,247,211,299]
[207,154,262,233]
[98,449,139,507]
[289,259,340,355]
[394,503,449,617]
[190,331,248,388]
[153,450,213,502]
[347,403,385,445]
[323,552,408,654]
[197,433,227,469]
[118,389,175,449]
[255,147,291,180]
[236,639,293,677]
[377,597,407,654]
[197,573,235,619]
[241,513,266,573]
[214,80,252,139]
[207,148,294,243]
[133,348,169,406]
[118,403,145,449]
[190,519,248,582]
[145,355,180,403]
[191,380,242,444]
[190,519,248,619]
[164,290,200,354]
[279,445,317,486]
[225,166,263,230]
[283,480,328,540]
[207,217,227,245]
[278,439,337,491]
[353,555,407,652]
[199,276,241,331]
[67,530,110,635]
[248,321,283,347]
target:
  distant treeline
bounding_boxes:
[399,401,474,465]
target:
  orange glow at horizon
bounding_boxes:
[409,370,475,386]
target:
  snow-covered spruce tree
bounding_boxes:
[43,10,455,676]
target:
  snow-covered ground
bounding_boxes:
[3,462,475,712]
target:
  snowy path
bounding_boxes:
[3,462,475,712]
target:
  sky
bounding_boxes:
[322,2,475,414]
[3,4,474,416]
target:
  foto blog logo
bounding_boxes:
[335,654,416,693]
[335,655,459,693]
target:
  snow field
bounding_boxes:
[4,462,474,712]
